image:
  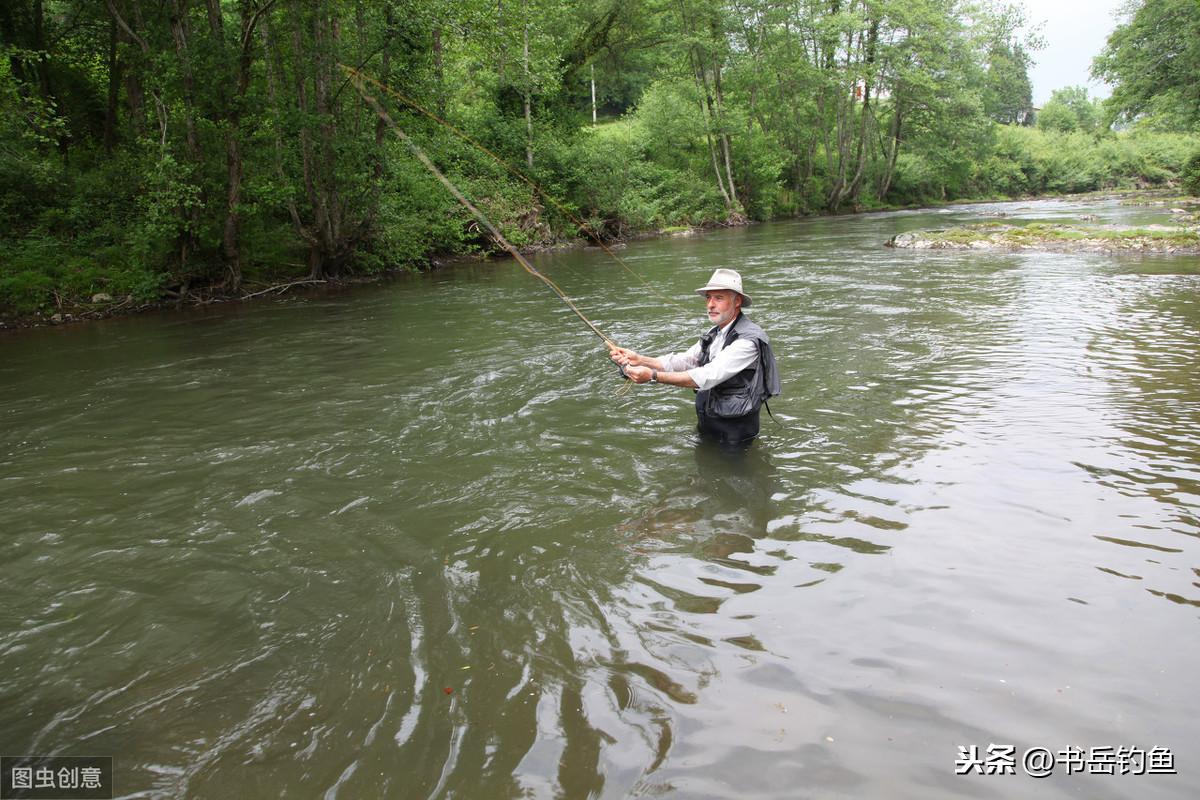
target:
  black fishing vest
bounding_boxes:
[695,313,781,419]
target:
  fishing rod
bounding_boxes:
[341,65,689,315]
[344,68,630,380]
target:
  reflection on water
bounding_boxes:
[1,198,1198,798]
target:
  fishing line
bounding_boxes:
[346,68,630,379]
[341,65,691,315]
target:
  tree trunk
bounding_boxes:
[167,0,201,164]
[827,21,868,211]
[0,7,27,86]
[104,0,164,147]
[846,19,879,204]
[523,5,533,169]
[31,0,66,154]
[433,24,445,117]
[218,0,270,290]
[682,40,731,211]
[205,0,235,289]
[375,5,393,175]
[290,11,328,279]
[878,104,903,199]
[497,0,505,80]
[676,1,732,213]
[122,66,145,137]
[103,15,120,153]
[703,12,738,210]
[692,52,732,210]
[710,59,739,209]
[260,12,306,235]
[32,0,51,102]
[298,4,344,280]
[166,0,203,269]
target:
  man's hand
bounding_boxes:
[609,346,646,368]
[624,365,653,384]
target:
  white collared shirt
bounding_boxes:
[659,318,759,390]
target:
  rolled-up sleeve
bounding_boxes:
[685,339,758,390]
[659,341,703,373]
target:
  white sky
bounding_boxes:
[1018,0,1128,105]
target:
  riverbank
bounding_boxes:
[6,190,1198,332]
[0,217,752,332]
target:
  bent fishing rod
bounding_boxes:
[345,67,630,380]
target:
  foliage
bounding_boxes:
[564,118,725,235]
[1037,86,1102,134]
[1183,151,1200,196]
[971,126,1198,196]
[978,2,1040,126]
[1093,0,1200,130]
[0,0,1196,317]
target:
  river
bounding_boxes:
[1,198,1197,799]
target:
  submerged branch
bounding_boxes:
[241,279,328,300]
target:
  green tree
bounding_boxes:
[982,40,1033,125]
[1093,0,1200,130]
[1037,86,1100,133]
[872,0,993,202]
[974,2,1040,126]
[2,0,1196,317]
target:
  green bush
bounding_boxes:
[0,261,56,313]
[562,115,727,235]
[1183,151,1200,196]
[729,119,788,220]
[632,80,707,174]
[887,153,942,205]
[962,126,1200,198]
[976,156,1029,196]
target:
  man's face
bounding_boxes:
[705,290,742,327]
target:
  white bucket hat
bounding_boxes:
[695,268,752,307]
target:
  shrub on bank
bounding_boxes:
[564,116,725,236]
[4,108,1199,317]
[1178,151,1200,196]
[969,127,1200,198]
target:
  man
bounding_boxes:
[610,268,781,446]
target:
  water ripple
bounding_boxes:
[1,199,1198,796]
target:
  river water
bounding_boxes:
[1,198,1198,799]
